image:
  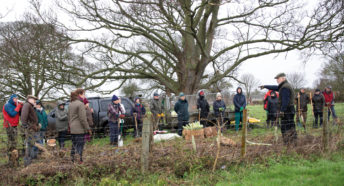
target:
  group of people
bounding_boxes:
[260,73,340,145]
[2,94,48,167]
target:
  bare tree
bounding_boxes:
[286,72,307,90]
[121,82,140,100]
[0,14,90,100]
[240,73,260,103]
[32,0,344,94]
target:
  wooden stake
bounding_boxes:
[323,109,329,152]
[141,118,150,174]
[241,109,247,158]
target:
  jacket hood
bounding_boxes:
[8,94,18,106]
[57,100,65,106]
[270,91,277,98]
[236,87,243,94]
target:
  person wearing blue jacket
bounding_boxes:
[213,92,226,125]
[233,87,246,131]
[131,97,146,137]
[174,92,189,136]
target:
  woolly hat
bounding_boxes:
[199,90,205,96]
[153,92,159,97]
[315,89,320,92]
[36,100,42,105]
[179,92,185,97]
[112,95,119,101]
[216,92,222,97]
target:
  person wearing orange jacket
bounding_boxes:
[2,94,23,166]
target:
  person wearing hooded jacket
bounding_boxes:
[213,92,226,125]
[55,100,68,149]
[174,92,189,136]
[197,90,210,127]
[267,91,279,128]
[35,100,48,151]
[131,97,146,137]
[233,87,246,131]
[322,86,339,124]
[312,89,325,128]
[2,94,23,166]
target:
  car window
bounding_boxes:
[121,99,132,114]
[100,100,111,112]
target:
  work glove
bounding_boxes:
[279,112,285,119]
[160,113,165,117]
[219,107,224,111]
[15,103,23,112]
[259,85,265,90]
[240,107,244,112]
[119,114,125,119]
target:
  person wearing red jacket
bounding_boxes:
[263,90,279,128]
[322,86,339,124]
[2,94,23,166]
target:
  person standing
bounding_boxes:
[267,91,279,128]
[233,87,246,131]
[55,100,68,149]
[264,90,279,127]
[197,90,210,127]
[260,73,297,145]
[84,98,94,143]
[213,92,226,126]
[35,100,48,145]
[312,89,325,128]
[68,89,91,163]
[150,93,163,131]
[2,94,23,167]
[21,95,39,167]
[131,97,146,137]
[295,88,310,129]
[174,92,189,136]
[322,86,339,124]
[108,94,124,146]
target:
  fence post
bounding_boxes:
[241,109,247,158]
[141,118,151,174]
[323,109,329,152]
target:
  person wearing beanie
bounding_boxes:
[108,94,124,146]
[34,100,48,156]
[55,100,68,149]
[213,92,226,125]
[233,87,246,131]
[197,90,210,127]
[174,92,189,136]
[150,92,163,131]
[131,97,146,137]
[322,86,339,124]
[2,94,23,167]
[295,88,310,130]
[312,89,325,128]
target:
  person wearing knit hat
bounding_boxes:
[174,92,189,136]
[213,92,226,125]
[312,89,325,128]
[108,94,124,146]
[131,97,146,137]
[150,93,163,131]
[197,90,209,127]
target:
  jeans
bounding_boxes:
[235,112,243,131]
[314,111,323,128]
[109,121,119,144]
[327,105,338,121]
[58,131,68,148]
[178,120,189,136]
[71,134,86,162]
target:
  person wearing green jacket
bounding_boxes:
[35,100,48,145]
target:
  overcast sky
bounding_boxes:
[0,0,327,95]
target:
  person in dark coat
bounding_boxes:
[174,92,189,136]
[295,88,310,129]
[2,94,23,167]
[213,92,226,125]
[267,91,279,128]
[108,94,125,146]
[312,89,325,128]
[233,87,246,131]
[197,90,210,127]
[55,100,68,149]
[260,73,297,145]
[131,97,146,137]
[21,95,39,167]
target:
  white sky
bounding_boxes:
[0,0,327,95]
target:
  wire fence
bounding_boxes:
[0,102,343,184]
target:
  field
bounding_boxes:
[0,103,343,185]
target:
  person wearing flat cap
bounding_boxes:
[21,95,39,167]
[150,92,164,131]
[174,92,189,136]
[259,73,297,145]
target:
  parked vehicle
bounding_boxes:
[48,97,135,137]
